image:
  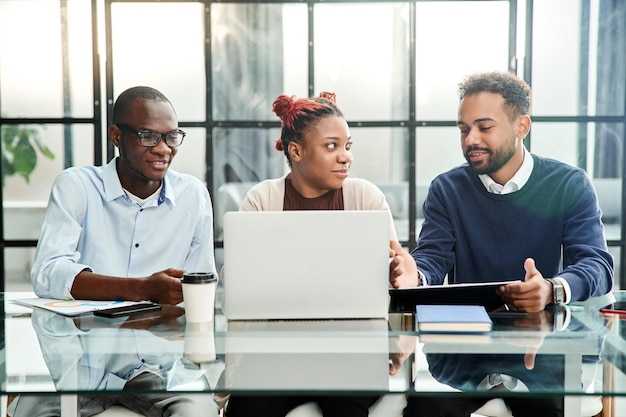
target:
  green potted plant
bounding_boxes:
[2,124,54,186]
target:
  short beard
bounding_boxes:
[466,142,516,176]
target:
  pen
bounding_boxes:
[489,304,528,317]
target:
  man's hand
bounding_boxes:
[497,258,552,312]
[141,268,185,305]
[72,267,184,303]
[389,240,419,288]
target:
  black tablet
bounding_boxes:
[94,302,162,318]
[389,281,520,313]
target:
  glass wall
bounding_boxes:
[0,0,102,291]
[1,0,625,290]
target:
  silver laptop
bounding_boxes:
[221,210,391,320]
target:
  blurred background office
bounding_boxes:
[0,0,624,292]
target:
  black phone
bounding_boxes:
[599,301,626,316]
[93,302,162,318]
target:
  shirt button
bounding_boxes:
[135,243,139,248]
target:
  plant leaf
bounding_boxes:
[2,151,15,187]
[2,125,19,151]
[32,135,55,159]
[12,136,37,183]
[2,124,55,185]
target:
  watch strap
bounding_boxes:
[547,278,565,304]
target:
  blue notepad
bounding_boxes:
[415,304,493,334]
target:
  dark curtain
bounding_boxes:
[593,0,626,178]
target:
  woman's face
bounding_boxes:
[289,115,353,198]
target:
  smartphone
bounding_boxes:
[94,302,161,318]
[599,301,626,316]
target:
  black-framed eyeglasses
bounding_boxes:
[115,123,186,147]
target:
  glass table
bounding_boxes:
[2,291,626,417]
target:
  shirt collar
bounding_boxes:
[160,179,174,205]
[479,146,534,195]
[103,158,125,202]
[103,157,174,206]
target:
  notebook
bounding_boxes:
[221,210,391,320]
[415,304,493,334]
[220,319,390,391]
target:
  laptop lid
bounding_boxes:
[221,210,390,320]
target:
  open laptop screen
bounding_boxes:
[221,210,391,320]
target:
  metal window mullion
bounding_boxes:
[308,1,315,97]
[408,0,417,250]
[104,0,115,163]
[205,0,214,197]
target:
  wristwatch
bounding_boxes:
[546,278,565,305]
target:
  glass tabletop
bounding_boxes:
[2,291,626,405]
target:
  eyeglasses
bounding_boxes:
[115,123,186,147]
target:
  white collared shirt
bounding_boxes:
[478,146,534,194]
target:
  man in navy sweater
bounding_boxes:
[404,71,614,417]
[412,71,613,311]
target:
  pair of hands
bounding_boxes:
[388,251,555,370]
[388,248,553,313]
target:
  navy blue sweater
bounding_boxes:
[412,154,613,302]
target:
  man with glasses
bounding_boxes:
[17,86,220,417]
[32,85,216,304]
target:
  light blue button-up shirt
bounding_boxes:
[31,158,217,300]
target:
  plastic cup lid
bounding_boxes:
[181,272,216,284]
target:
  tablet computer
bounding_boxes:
[389,280,520,313]
[93,302,161,318]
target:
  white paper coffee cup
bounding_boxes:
[181,272,217,323]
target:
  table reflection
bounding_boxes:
[409,308,606,417]
[32,306,208,392]
[218,319,395,391]
[218,318,413,417]
[10,307,219,417]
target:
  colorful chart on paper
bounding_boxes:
[12,297,149,316]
